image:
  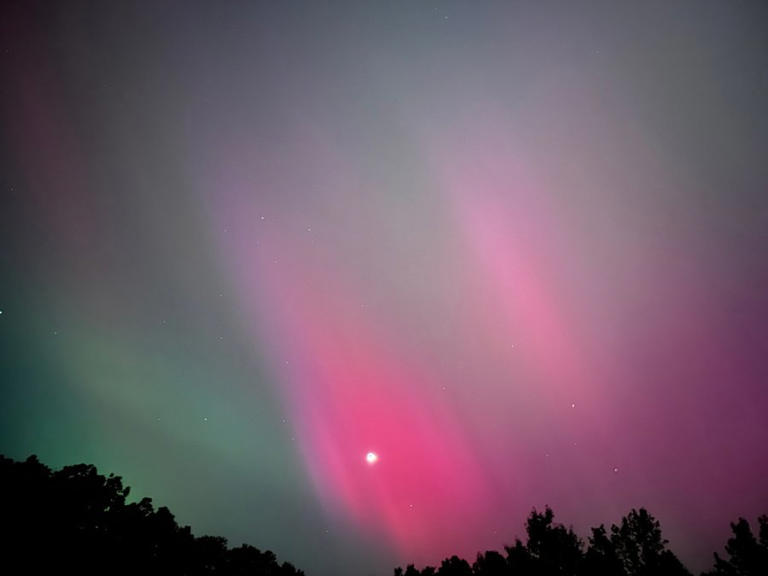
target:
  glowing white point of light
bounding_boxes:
[366,451,378,464]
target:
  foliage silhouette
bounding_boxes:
[437,555,473,576]
[521,506,583,575]
[582,524,623,576]
[592,508,691,576]
[472,550,507,576]
[396,506,693,576]
[705,515,768,576]
[3,453,765,576]
[0,454,303,576]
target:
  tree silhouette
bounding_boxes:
[705,515,768,576]
[526,506,583,575]
[0,454,303,576]
[609,508,691,576]
[437,555,473,576]
[405,564,425,576]
[504,538,535,575]
[499,506,583,576]
[582,524,624,576]
[395,507,700,576]
[8,452,767,576]
[473,550,507,576]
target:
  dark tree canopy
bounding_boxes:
[0,454,303,576]
[437,555,473,576]
[705,515,768,576]
[608,508,691,576]
[472,550,507,576]
[2,453,764,576]
[397,506,693,576]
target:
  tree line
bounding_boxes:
[395,506,768,576]
[0,454,303,576]
[1,453,765,575]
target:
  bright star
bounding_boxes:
[366,451,378,465]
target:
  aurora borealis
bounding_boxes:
[2,1,768,574]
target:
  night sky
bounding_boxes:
[2,2,768,575]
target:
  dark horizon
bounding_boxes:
[2,2,768,575]
[2,452,766,576]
